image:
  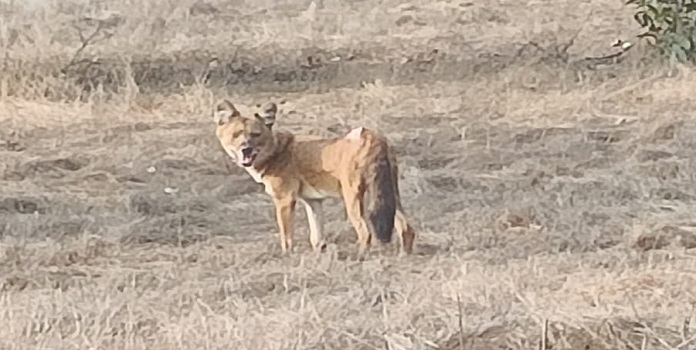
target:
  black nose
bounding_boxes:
[241,147,254,157]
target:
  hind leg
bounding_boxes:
[394,208,415,255]
[340,180,372,256]
[390,154,415,255]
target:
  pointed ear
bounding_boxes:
[254,102,277,130]
[214,100,240,126]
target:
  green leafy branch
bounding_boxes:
[626,0,696,63]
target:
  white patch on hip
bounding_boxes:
[345,127,364,140]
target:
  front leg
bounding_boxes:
[301,199,326,252]
[272,195,297,253]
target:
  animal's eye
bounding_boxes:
[249,131,262,138]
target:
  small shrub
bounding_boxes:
[625,0,696,63]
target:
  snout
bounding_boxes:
[239,146,257,167]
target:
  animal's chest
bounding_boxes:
[243,167,276,195]
[243,167,264,183]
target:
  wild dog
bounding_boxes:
[213,99,415,255]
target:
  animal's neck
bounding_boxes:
[253,132,293,173]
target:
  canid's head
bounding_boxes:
[214,99,278,168]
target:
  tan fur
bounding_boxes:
[213,99,416,255]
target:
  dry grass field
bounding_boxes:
[2,0,696,349]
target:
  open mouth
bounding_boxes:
[240,147,257,167]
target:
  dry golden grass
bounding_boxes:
[2,0,696,349]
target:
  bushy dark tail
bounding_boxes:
[362,147,396,244]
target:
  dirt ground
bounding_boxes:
[1,0,696,349]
